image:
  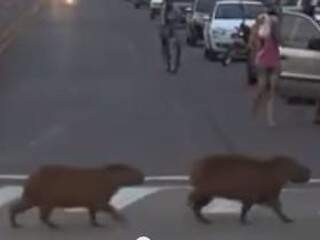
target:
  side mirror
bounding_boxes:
[308,38,320,51]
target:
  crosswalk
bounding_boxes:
[0,184,245,214]
[1,184,319,216]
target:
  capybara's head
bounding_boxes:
[104,164,144,187]
[272,156,311,183]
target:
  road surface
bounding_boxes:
[0,0,319,239]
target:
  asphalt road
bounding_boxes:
[0,0,319,239]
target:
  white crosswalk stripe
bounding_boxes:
[0,185,243,214]
[0,185,316,215]
[0,186,23,207]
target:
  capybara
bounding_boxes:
[9,164,144,228]
[188,154,311,225]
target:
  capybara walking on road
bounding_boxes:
[188,154,311,225]
[9,164,144,228]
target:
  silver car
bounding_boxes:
[248,11,320,101]
[278,11,320,101]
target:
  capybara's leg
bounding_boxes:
[240,202,253,225]
[101,204,126,223]
[9,198,33,228]
[39,206,58,229]
[188,191,212,224]
[88,207,102,227]
[269,200,294,223]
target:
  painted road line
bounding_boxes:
[0,186,23,207]
[65,187,164,213]
[145,176,190,181]
[0,185,163,211]
[0,175,28,180]
[1,174,320,184]
[203,199,241,214]
[0,185,318,215]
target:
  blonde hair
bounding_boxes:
[258,14,271,38]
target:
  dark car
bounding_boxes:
[133,0,150,9]
[186,0,218,46]
[172,0,195,24]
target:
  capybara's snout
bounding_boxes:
[126,168,144,186]
[291,164,311,183]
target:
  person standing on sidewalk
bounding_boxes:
[252,10,281,127]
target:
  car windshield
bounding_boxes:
[215,4,265,19]
[281,0,299,6]
[195,0,216,14]
[172,0,193,3]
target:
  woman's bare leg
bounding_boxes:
[253,69,268,117]
[266,69,279,127]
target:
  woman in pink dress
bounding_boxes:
[252,12,280,127]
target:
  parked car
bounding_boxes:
[203,0,265,60]
[281,0,320,23]
[150,0,164,19]
[133,0,150,9]
[172,0,194,23]
[247,11,320,102]
[186,0,218,46]
[159,0,194,24]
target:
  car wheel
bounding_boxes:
[186,35,197,46]
[134,1,141,9]
[247,64,257,86]
[204,48,216,61]
[150,10,156,20]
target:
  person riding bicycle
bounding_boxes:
[159,0,181,73]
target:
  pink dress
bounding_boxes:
[255,35,280,70]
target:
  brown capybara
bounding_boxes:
[9,164,144,228]
[188,154,311,225]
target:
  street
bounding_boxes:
[0,0,319,239]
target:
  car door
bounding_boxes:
[280,12,320,83]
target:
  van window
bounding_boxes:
[281,14,320,49]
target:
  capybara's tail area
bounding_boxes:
[8,198,33,228]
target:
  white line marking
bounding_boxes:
[0,175,28,180]
[65,187,163,213]
[0,186,23,207]
[111,187,161,209]
[203,199,241,214]
[1,174,320,184]
[145,176,190,181]
[0,184,317,215]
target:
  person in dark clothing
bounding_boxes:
[159,0,181,73]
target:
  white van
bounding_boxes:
[203,0,265,59]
